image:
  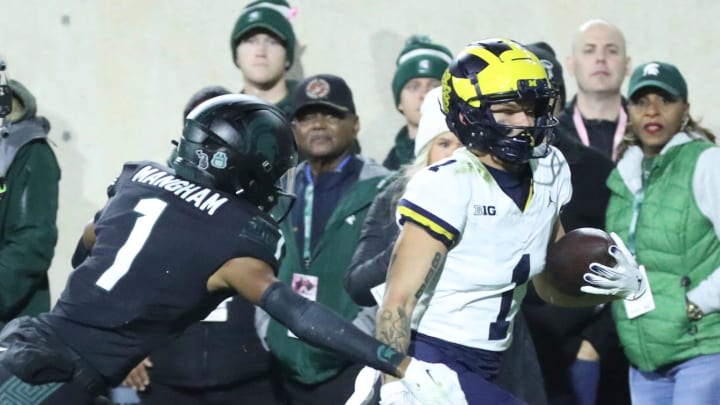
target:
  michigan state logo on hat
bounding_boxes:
[247,10,262,22]
[642,62,661,76]
[628,61,687,100]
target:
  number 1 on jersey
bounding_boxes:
[96,198,167,291]
[489,254,530,340]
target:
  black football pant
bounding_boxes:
[0,362,102,404]
[0,316,107,404]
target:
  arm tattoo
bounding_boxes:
[377,307,412,352]
[376,251,445,352]
[415,251,444,300]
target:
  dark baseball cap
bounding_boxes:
[628,61,687,100]
[291,74,356,118]
[526,41,565,104]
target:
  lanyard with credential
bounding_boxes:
[572,105,627,162]
[303,165,314,267]
[627,190,643,255]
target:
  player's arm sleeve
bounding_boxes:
[0,142,59,319]
[260,281,406,377]
[686,148,720,314]
[345,183,401,306]
[396,164,467,249]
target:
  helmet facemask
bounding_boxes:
[448,78,558,164]
[441,38,561,165]
[237,156,297,214]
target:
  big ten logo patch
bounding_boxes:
[474,205,496,216]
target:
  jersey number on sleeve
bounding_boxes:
[96,198,168,291]
[489,254,530,340]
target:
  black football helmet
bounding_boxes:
[174,94,297,211]
[441,38,559,164]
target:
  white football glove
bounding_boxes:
[402,359,468,405]
[580,232,647,300]
[379,381,421,405]
[345,366,379,405]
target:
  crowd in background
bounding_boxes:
[2,0,719,404]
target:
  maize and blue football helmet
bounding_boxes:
[441,38,559,164]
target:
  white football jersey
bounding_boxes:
[397,147,572,351]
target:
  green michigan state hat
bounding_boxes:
[628,61,687,100]
[230,0,296,70]
[392,35,452,106]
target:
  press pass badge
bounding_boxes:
[624,265,655,319]
[287,273,319,338]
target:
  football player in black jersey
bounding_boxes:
[0,95,463,404]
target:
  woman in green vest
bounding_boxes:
[606,61,720,405]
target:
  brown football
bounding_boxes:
[545,228,616,296]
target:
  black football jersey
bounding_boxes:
[42,162,280,384]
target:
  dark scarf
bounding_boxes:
[383,126,415,170]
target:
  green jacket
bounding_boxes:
[266,156,389,384]
[606,135,720,371]
[0,118,60,327]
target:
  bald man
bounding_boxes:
[561,19,632,161]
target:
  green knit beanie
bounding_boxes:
[391,35,452,106]
[230,0,296,70]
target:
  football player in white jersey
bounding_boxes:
[370,39,648,405]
